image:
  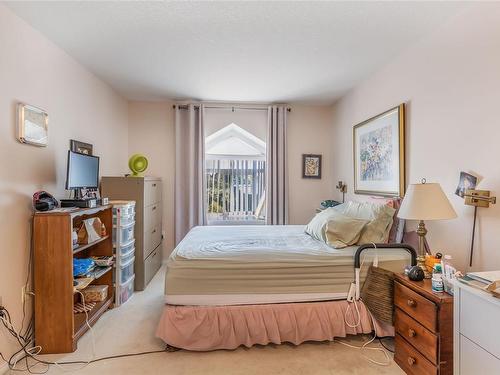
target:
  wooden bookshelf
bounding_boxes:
[33,205,114,354]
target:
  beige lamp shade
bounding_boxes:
[398,182,457,221]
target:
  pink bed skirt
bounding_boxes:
[156,300,394,351]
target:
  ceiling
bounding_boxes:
[6,1,467,103]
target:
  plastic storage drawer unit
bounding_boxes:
[111,200,136,217]
[120,256,135,284]
[113,223,135,245]
[119,239,135,257]
[113,213,135,226]
[119,275,135,305]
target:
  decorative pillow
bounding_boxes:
[336,201,396,244]
[304,205,345,242]
[387,198,405,243]
[325,215,369,249]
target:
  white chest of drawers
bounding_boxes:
[454,280,500,374]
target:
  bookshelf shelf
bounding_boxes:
[73,235,110,255]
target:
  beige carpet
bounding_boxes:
[23,266,404,374]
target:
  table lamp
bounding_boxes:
[398,179,457,278]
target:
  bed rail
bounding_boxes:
[354,243,418,269]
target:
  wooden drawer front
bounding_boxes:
[395,308,438,364]
[144,223,162,259]
[144,203,161,232]
[144,246,162,286]
[395,282,437,332]
[460,287,500,359]
[145,180,161,206]
[395,334,438,375]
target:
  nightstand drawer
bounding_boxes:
[395,282,437,332]
[395,334,438,375]
[395,308,438,364]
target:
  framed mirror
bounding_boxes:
[17,103,49,147]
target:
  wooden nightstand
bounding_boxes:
[393,274,454,375]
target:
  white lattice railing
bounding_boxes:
[206,159,266,223]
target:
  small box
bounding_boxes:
[82,285,108,302]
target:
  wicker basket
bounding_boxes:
[360,265,395,325]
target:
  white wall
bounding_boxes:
[287,105,334,224]
[0,4,128,361]
[128,102,175,259]
[330,3,500,272]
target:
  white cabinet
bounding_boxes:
[454,281,500,374]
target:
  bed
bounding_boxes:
[156,225,414,351]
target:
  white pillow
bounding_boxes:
[304,206,344,242]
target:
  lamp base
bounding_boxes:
[416,220,432,278]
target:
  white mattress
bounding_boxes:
[165,225,411,306]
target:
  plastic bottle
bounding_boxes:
[441,254,454,295]
[441,255,453,279]
[432,264,444,293]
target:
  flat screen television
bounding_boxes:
[65,150,99,190]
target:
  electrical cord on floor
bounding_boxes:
[378,337,395,353]
[0,305,178,373]
[337,250,392,367]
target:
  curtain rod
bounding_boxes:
[173,104,291,112]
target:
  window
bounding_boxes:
[205,122,266,225]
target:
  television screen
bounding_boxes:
[66,150,99,189]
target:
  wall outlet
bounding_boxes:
[21,285,26,303]
[0,295,3,307]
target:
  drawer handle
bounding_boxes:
[152,229,156,234]
[408,329,416,338]
[152,183,157,187]
[407,299,417,308]
[152,206,157,211]
[407,357,416,366]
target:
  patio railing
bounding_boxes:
[206,159,266,223]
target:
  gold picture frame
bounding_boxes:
[353,104,405,197]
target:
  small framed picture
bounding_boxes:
[70,139,93,155]
[302,154,322,179]
[17,103,49,147]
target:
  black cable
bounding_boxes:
[2,305,178,372]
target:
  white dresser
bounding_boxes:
[454,281,500,374]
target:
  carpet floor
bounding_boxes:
[17,266,404,374]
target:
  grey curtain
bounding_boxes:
[175,104,206,244]
[266,105,288,225]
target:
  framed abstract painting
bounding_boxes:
[353,104,405,197]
